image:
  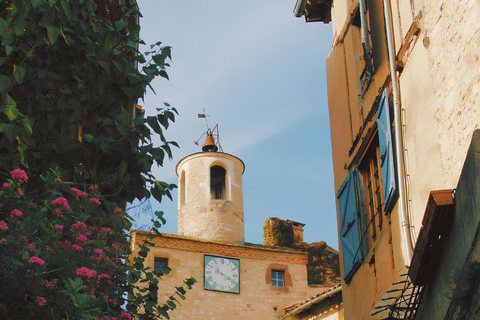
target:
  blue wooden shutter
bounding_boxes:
[376,88,396,212]
[337,170,362,283]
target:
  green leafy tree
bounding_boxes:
[0,0,176,205]
[0,0,195,318]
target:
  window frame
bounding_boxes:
[358,0,374,96]
[359,139,385,245]
[154,257,169,274]
[271,270,285,287]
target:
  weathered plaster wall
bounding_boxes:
[131,232,328,320]
[401,0,480,236]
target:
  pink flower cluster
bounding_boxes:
[43,279,58,289]
[76,234,90,245]
[92,248,103,261]
[76,267,97,278]
[26,242,37,252]
[10,169,28,184]
[90,198,101,206]
[71,244,83,251]
[97,273,110,281]
[28,256,44,266]
[52,197,71,211]
[10,209,22,218]
[0,221,8,231]
[71,221,87,230]
[114,207,122,213]
[54,224,63,235]
[96,313,131,320]
[3,182,10,188]
[120,313,131,320]
[111,243,122,252]
[70,187,88,200]
[35,296,46,306]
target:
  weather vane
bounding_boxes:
[194,108,223,152]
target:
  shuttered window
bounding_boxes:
[358,0,373,96]
[376,88,396,213]
[337,170,363,283]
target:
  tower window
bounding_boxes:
[210,165,226,199]
[179,171,186,205]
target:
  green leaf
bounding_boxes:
[0,75,10,91]
[115,20,129,31]
[61,0,71,19]
[82,134,94,142]
[0,17,7,34]
[22,251,29,261]
[0,57,8,67]
[46,26,61,44]
[122,87,135,98]
[2,31,15,47]
[0,123,20,143]
[98,60,110,71]
[31,0,45,8]
[14,66,25,84]
[49,0,58,7]
[159,70,169,80]
[2,94,19,120]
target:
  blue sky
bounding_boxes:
[135,1,339,250]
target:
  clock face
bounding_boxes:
[204,255,240,293]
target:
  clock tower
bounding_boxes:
[176,130,245,245]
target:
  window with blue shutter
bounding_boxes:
[337,170,363,283]
[358,0,373,96]
[376,88,396,213]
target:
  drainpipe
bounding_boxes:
[383,0,413,263]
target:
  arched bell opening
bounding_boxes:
[210,165,226,200]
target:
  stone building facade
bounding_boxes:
[294,0,480,318]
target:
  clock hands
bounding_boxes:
[215,267,232,281]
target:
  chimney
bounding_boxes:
[286,220,305,246]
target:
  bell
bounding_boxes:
[202,132,218,152]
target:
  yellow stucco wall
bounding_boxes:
[325,0,480,318]
[131,231,329,320]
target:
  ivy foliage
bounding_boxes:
[263,217,294,248]
[0,0,178,205]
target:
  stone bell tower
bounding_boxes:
[176,130,245,244]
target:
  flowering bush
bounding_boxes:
[0,168,194,319]
[0,169,130,319]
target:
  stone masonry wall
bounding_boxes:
[132,231,328,320]
[420,0,480,183]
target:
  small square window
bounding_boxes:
[271,270,284,287]
[154,257,169,274]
